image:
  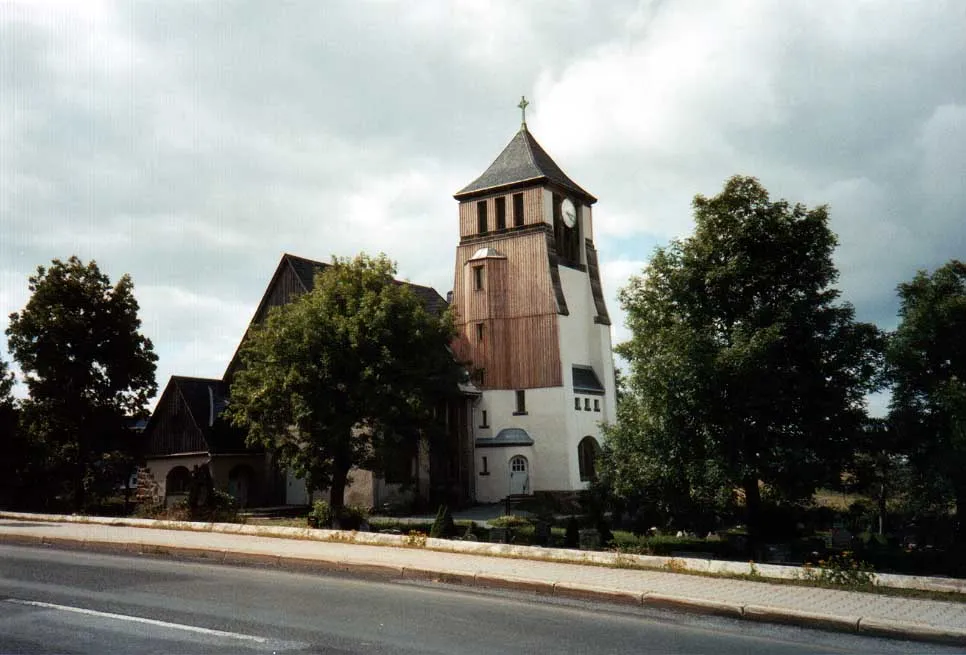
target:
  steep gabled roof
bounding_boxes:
[143,375,251,457]
[285,253,328,290]
[224,253,449,380]
[282,253,448,317]
[455,125,596,203]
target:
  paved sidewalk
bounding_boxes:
[1,516,965,646]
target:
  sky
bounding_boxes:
[1,1,964,416]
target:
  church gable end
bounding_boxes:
[144,378,209,457]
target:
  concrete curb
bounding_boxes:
[3,531,966,647]
[743,604,860,633]
[857,617,966,646]
[5,510,966,597]
[644,593,743,619]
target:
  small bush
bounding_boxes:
[197,489,238,523]
[308,500,333,528]
[337,504,369,531]
[800,550,876,587]
[133,501,165,519]
[489,514,532,529]
[405,530,428,548]
[430,505,457,538]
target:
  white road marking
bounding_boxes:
[4,598,268,644]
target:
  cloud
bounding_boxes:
[1,0,965,412]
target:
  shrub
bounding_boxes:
[197,489,238,523]
[133,501,165,519]
[337,504,369,531]
[405,530,428,548]
[489,514,532,529]
[308,499,333,528]
[800,550,876,587]
[430,505,457,538]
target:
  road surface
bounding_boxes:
[0,544,959,654]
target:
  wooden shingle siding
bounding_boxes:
[257,263,306,322]
[148,386,207,456]
[455,231,556,318]
[458,188,545,239]
[453,228,562,389]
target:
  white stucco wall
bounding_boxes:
[473,387,572,502]
[143,454,209,503]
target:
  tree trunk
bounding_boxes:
[955,488,966,546]
[877,481,887,536]
[742,475,762,557]
[73,458,87,513]
[329,465,349,527]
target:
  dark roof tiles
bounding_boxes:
[572,365,606,395]
[455,126,596,203]
[476,427,535,448]
[281,253,448,316]
[169,376,250,453]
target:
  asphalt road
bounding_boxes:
[0,544,960,654]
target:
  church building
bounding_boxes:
[140,104,616,509]
[451,105,617,503]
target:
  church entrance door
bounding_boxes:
[508,456,529,496]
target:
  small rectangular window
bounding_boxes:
[495,197,506,230]
[513,193,524,226]
[481,456,489,475]
[478,369,486,386]
[594,399,600,412]
[477,201,488,233]
[575,397,581,410]
[584,398,591,411]
[476,322,484,342]
[515,389,526,414]
[473,265,484,290]
[480,409,488,428]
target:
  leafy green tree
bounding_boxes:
[228,253,462,514]
[605,176,882,545]
[6,257,157,511]
[843,418,912,536]
[888,260,966,540]
[0,356,24,507]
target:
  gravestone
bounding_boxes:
[578,528,601,550]
[490,527,510,543]
[533,520,551,546]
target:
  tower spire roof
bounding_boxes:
[455,124,596,203]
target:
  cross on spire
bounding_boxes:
[518,95,530,127]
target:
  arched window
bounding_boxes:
[578,437,601,482]
[165,466,191,495]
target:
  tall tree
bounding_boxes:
[6,257,157,511]
[888,260,966,540]
[227,254,462,516]
[0,356,24,507]
[605,176,882,545]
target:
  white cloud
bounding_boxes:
[1,0,965,411]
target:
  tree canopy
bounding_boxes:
[5,256,157,510]
[888,260,966,538]
[602,176,883,543]
[227,253,463,516]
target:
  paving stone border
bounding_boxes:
[3,510,963,595]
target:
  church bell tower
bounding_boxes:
[452,99,616,502]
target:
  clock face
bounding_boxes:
[561,198,577,228]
